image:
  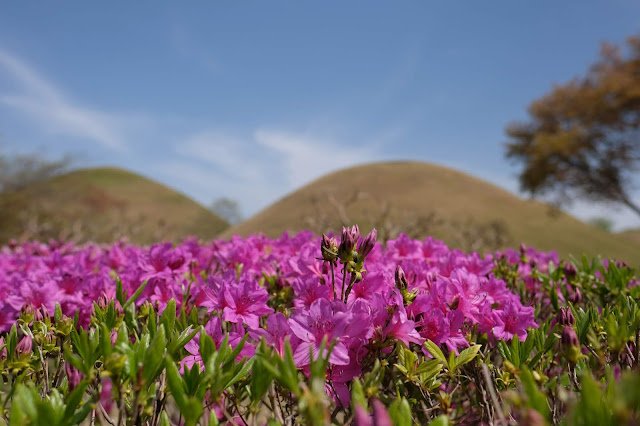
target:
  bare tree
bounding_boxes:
[0,148,73,242]
[210,197,243,225]
[0,151,71,192]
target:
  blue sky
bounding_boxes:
[1,2,639,229]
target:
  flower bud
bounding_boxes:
[569,287,582,304]
[562,261,577,278]
[519,243,527,258]
[357,228,377,258]
[561,326,581,364]
[557,307,575,326]
[561,325,579,347]
[35,305,50,322]
[100,378,114,414]
[401,289,418,305]
[338,225,359,261]
[320,234,338,262]
[16,335,33,356]
[97,294,109,310]
[21,304,36,324]
[394,266,408,291]
[616,260,628,269]
[65,362,83,390]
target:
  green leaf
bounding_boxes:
[224,358,253,389]
[9,384,37,426]
[250,357,275,403]
[416,358,443,383]
[520,367,550,420]
[159,412,171,426]
[455,344,481,370]
[428,415,450,426]
[273,340,302,396]
[570,373,611,425]
[143,325,167,383]
[208,409,220,426]
[160,299,177,332]
[54,303,63,324]
[68,399,95,426]
[350,378,367,410]
[7,324,17,360]
[62,381,89,420]
[168,326,200,357]
[510,337,521,367]
[123,280,149,309]
[199,331,215,364]
[388,397,412,426]
[63,347,85,375]
[165,357,188,413]
[309,338,330,381]
[115,277,126,306]
[424,340,447,366]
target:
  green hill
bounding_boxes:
[0,167,228,244]
[224,161,640,264]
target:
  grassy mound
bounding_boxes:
[224,161,640,263]
[619,228,640,245]
[0,167,228,244]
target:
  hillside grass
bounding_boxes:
[0,167,228,244]
[224,161,640,264]
[619,228,640,245]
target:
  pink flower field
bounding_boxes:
[1,227,638,425]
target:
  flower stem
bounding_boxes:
[330,262,336,300]
[340,263,347,302]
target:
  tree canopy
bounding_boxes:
[506,35,640,216]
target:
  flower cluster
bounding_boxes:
[0,230,539,399]
[2,229,640,425]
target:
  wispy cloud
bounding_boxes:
[0,49,126,150]
[163,128,382,215]
[254,129,380,188]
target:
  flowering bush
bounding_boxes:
[0,227,639,425]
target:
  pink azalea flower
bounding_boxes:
[250,312,297,357]
[288,298,351,366]
[292,277,330,309]
[491,302,537,341]
[222,279,272,330]
[7,277,64,313]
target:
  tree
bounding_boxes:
[0,148,72,242]
[588,216,614,233]
[209,197,243,225]
[505,35,640,217]
[0,151,71,192]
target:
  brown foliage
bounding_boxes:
[506,35,640,216]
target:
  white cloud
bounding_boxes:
[0,49,126,150]
[254,129,380,188]
[176,131,270,183]
[166,128,383,216]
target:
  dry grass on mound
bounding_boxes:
[0,167,228,244]
[224,161,640,264]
